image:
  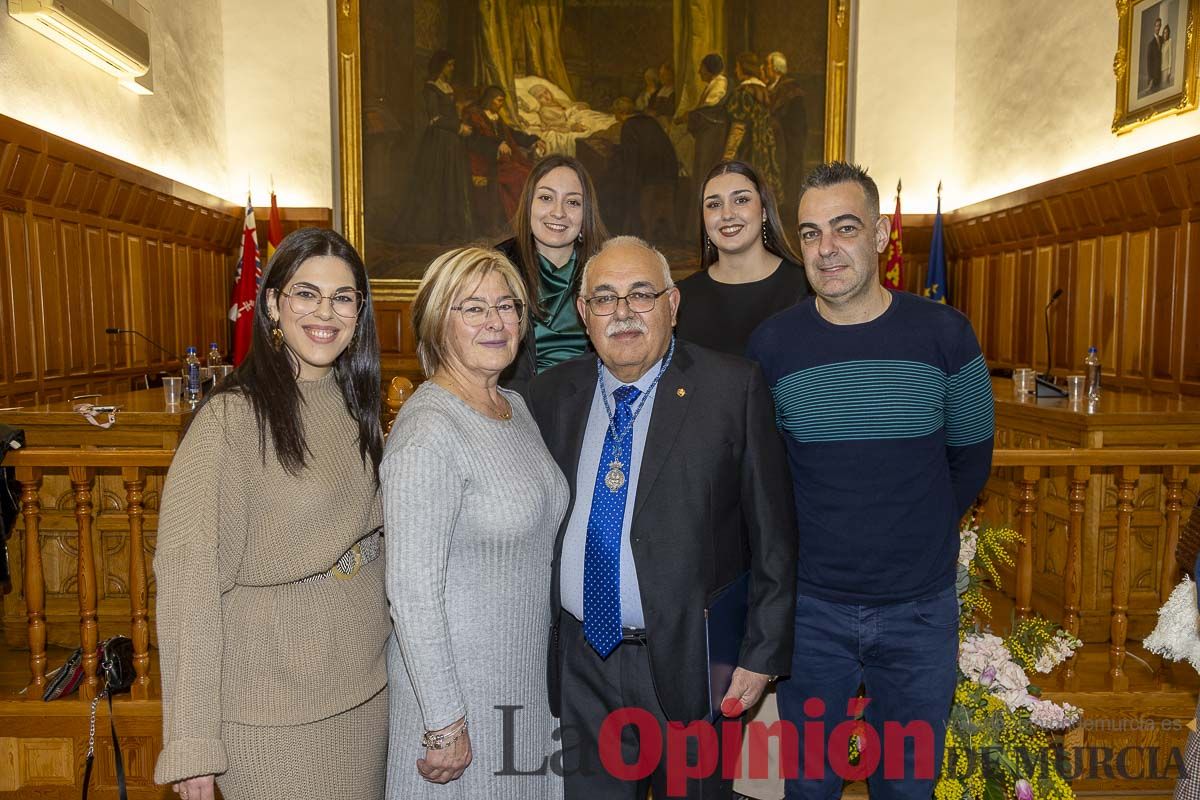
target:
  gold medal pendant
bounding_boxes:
[604,459,626,492]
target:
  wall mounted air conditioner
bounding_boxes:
[7,0,150,79]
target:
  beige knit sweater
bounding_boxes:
[152,373,389,785]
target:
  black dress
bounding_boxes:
[674,258,809,357]
[403,82,471,242]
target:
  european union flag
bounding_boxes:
[924,190,947,303]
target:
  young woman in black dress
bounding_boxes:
[675,159,809,356]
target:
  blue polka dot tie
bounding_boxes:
[583,384,641,658]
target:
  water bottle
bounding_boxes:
[1084,346,1101,400]
[207,343,222,369]
[184,347,202,405]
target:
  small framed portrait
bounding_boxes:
[1114,0,1200,133]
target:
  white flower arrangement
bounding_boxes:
[1144,575,1200,672]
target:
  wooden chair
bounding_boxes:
[384,376,415,435]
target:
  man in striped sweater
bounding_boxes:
[746,162,994,800]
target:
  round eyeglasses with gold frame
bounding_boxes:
[280,287,364,318]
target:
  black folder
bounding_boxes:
[705,571,750,721]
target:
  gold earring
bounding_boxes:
[271,324,284,350]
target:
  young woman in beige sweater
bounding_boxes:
[153,227,390,800]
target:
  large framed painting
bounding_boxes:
[335,0,853,294]
[1114,0,1200,134]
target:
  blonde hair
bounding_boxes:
[412,246,531,377]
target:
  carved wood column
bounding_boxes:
[16,467,46,692]
[1158,465,1188,683]
[70,466,99,701]
[1109,465,1139,689]
[1161,465,1188,600]
[1015,466,1040,619]
[123,466,151,699]
[1062,466,1088,684]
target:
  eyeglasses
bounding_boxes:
[281,287,364,318]
[583,288,670,316]
[451,300,524,327]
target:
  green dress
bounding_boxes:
[532,250,588,373]
[727,79,783,199]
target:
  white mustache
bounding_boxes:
[605,317,647,337]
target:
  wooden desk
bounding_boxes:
[0,389,190,647]
[0,388,194,449]
[986,378,1200,643]
[992,377,1200,449]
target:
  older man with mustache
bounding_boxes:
[527,236,797,799]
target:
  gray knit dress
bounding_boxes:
[382,382,568,799]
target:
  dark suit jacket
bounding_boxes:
[527,339,798,723]
[1148,34,1164,88]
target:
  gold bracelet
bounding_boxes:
[422,720,468,750]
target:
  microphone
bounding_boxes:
[1036,289,1067,398]
[105,327,180,362]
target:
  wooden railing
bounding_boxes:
[990,448,1200,690]
[8,441,1197,697]
[8,376,419,699]
[9,449,174,702]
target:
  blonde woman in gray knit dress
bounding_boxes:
[383,246,568,798]
[153,229,391,800]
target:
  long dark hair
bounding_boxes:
[511,154,609,317]
[698,160,799,270]
[211,227,383,479]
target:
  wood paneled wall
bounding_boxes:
[0,114,242,407]
[906,137,1200,396]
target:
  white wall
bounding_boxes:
[219,0,331,208]
[0,0,332,208]
[853,0,957,214]
[854,0,1200,212]
[0,0,230,200]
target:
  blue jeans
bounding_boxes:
[775,585,958,800]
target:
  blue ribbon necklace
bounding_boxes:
[596,336,676,492]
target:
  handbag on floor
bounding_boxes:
[84,635,134,800]
[43,636,134,799]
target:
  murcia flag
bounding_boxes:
[228,197,260,365]
[882,180,903,290]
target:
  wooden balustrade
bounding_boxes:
[8,449,174,700]
[6,444,1198,696]
[991,448,1200,690]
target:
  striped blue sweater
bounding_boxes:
[747,291,994,605]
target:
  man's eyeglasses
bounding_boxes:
[451,300,524,327]
[583,288,670,316]
[280,287,364,318]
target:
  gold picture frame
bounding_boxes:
[334,0,853,297]
[1113,0,1200,134]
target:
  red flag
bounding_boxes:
[882,180,903,290]
[228,198,260,365]
[267,190,283,261]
